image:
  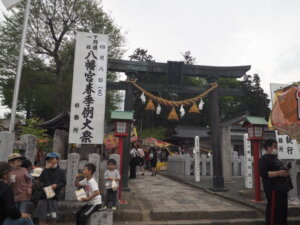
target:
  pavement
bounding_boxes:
[58,170,300,224]
[160,171,300,216]
[114,171,300,225]
[114,172,259,225]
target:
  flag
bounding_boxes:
[2,0,22,10]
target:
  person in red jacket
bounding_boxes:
[0,161,33,225]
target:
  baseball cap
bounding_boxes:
[8,153,24,161]
[45,152,59,160]
[31,167,43,177]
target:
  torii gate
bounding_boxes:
[107,59,251,191]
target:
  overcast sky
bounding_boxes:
[1,0,300,117]
[101,0,300,91]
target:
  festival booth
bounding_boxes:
[269,82,300,201]
[142,137,175,171]
[269,82,300,142]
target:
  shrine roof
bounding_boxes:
[41,111,70,128]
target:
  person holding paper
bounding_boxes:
[75,163,102,225]
[35,152,65,225]
[103,159,120,211]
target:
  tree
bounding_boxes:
[217,74,270,120]
[129,48,154,62]
[241,74,270,118]
[181,51,195,65]
[0,0,125,119]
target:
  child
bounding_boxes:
[75,163,102,225]
[30,167,44,225]
[30,168,44,207]
[35,152,66,225]
[104,159,120,211]
[8,153,32,214]
[21,159,33,175]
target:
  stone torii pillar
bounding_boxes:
[207,77,226,191]
[121,72,135,191]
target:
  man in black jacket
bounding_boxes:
[259,139,291,225]
[35,152,66,225]
[0,162,33,225]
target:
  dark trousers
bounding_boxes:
[105,188,118,207]
[76,204,101,225]
[265,190,288,225]
[129,159,137,178]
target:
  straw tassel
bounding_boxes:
[189,102,200,114]
[145,99,156,111]
[167,107,179,120]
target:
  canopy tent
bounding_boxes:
[142,137,172,148]
[269,82,300,141]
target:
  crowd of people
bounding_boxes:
[0,151,122,225]
[1,138,292,225]
[129,140,160,178]
[0,152,65,225]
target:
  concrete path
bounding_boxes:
[121,172,259,222]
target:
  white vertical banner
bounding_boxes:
[270,83,300,159]
[194,136,200,182]
[2,0,22,10]
[243,134,253,189]
[276,131,300,159]
[69,32,108,144]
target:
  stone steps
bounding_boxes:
[57,207,143,222]
[151,208,259,221]
[113,216,300,225]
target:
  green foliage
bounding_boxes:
[18,117,47,138]
[140,126,167,140]
[18,117,52,152]
[0,0,125,120]
[241,74,270,119]
[218,75,270,120]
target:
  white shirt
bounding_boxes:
[79,177,102,205]
[130,148,138,157]
[137,148,145,158]
[104,169,121,189]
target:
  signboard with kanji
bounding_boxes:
[69,32,108,144]
[270,83,300,159]
[243,134,253,189]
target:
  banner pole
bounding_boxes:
[9,0,31,132]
